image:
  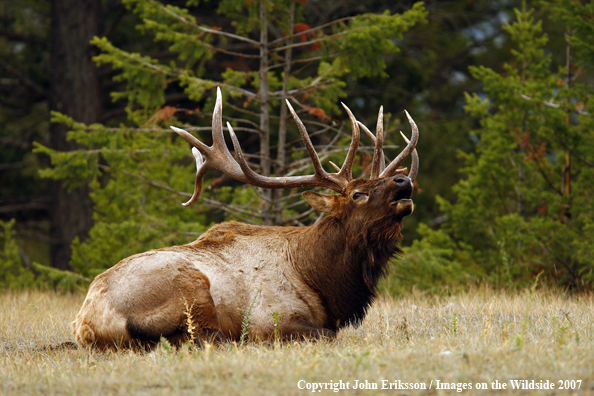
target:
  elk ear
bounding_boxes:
[302,191,337,214]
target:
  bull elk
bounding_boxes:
[72,88,419,349]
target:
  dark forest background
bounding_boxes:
[1,0,593,293]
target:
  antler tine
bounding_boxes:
[358,121,385,175]
[171,87,246,206]
[398,131,419,181]
[285,100,330,178]
[227,121,345,191]
[369,106,384,178]
[170,126,212,206]
[379,110,418,178]
[338,103,360,182]
[186,147,208,206]
[211,86,226,148]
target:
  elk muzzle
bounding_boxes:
[390,175,414,217]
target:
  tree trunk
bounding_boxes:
[49,0,101,269]
[274,0,295,225]
[259,1,272,225]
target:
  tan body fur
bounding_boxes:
[73,222,329,348]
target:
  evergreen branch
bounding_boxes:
[518,93,591,117]
[224,102,271,120]
[266,55,333,72]
[270,20,388,53]
[218,81,259,100]
[282,207,316,225]
[182,125,261,135]
[268,16,354,47]
[0,200,51,214]
[137,209,201,237]
[548,128,594,169]
[273,191,305,204]
[109,47,258,100]
[283,149,344,176]
[0,161,33,171]
[204,43,260,59]
[0,28,45,45]
[97,164,263,221]
[270,78,335,97]
[530,155,563,196]
[0,60,46,97]
[281,199,307,210]
[152,0,260,46]
[126,54,174,76]
[270,33,342,53]
[201,198,261,224]
[84,125,258,135]
[518,94,594,168]
[282,121,342,149]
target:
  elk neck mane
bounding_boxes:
[291,212,405,331]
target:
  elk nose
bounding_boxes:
[393,175,412,188]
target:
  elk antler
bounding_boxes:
[358,106,386,178]
[380,110,418,179]
[398,131,419,181]
[359,109,419,181]
[226,100,359,192]
[171,88,361,205]
[170,87,248,206]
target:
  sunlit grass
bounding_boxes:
[1,288,592,395]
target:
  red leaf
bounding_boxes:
[305,105,331,123]
[144,106,177,126]
[293,22,311,34]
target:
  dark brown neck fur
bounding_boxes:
[291,214,404,331]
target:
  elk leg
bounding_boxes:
[177,296,227,345]
[125,263,226,347]
[278,314,336,341]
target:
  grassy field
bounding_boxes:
[0,288,592,395]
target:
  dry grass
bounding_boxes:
[1,288,592,395]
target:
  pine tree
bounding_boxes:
[34,0,427,276]
[414,4,594,290]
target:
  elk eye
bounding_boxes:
[352,192,367,200]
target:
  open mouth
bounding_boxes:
[389,189,413,205]
[389,189,414,216]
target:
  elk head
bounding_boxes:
[170,87,418,220]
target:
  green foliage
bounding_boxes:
[414,4,594,291]
[91,36,170,124]
[331,3,427,79]
[0,220,35,289]
[34,0,427,279]
[36,112,215,276]
[31,263,90,292]
[0,219,90,290]
[382,223,480,296]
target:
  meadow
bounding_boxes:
[0,288,592,395]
